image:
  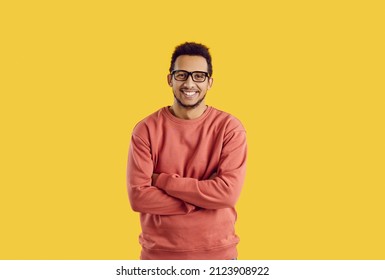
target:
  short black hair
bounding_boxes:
[169,42,213,76]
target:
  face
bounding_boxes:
[167,55,213,110]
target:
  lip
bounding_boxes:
[180,90,199,99]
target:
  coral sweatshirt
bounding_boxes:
[127,106,247,259]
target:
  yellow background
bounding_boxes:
[1,0,384,259]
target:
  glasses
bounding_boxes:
[171,70,210,83]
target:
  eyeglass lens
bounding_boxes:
[173,70,207,82]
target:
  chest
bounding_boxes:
[151,124,226,178]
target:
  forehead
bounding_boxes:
[174,55,208,72]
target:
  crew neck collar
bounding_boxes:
[162,106,212,125]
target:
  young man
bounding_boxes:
[127,42,247,260]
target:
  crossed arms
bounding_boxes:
[127,129,247,216]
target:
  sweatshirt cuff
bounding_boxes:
[155,173,179,191]
[184,202,196,213]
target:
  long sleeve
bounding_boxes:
[127,133,195,215]
[127,107,245,259]
[154,129,247,210]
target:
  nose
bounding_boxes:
[183,74,195,87]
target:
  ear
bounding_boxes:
[207,77,213,90]
[167,74,173,87]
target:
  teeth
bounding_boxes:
[183,91,197,96]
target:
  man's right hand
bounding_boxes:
[209,172,217,179]
[152,173,159,185]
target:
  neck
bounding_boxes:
[170,103,208,120]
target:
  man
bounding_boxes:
[127,42,247,260]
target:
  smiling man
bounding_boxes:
[127,42,247,260]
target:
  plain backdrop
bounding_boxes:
[1,0,384,259]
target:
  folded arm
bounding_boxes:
[127,134,195,215]
[154,130,247,209]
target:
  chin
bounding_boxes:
[174,93,206,109]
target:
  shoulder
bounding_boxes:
[131,107,166,139]
[209,107,246,133]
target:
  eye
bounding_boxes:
[193,72,206,80]
[174,71,187,79]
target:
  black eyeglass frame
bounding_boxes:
[171,70,210,83]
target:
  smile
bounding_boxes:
[181,90,199,98]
